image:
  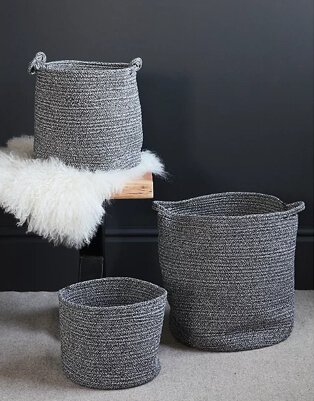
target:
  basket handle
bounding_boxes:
[152,200,174,216]
[130,57,142,72]
[28,51,47,75]
[283,201,305,218]
[152,201,164,212]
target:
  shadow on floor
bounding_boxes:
[160,308,201,354]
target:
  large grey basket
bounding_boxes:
[153,192,305,352]
[58,277,167,389]
[29,52,143,171]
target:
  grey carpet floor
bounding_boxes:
[0,291,313,401]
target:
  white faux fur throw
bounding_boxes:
[0,136,164,249]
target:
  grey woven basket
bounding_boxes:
[153,192,305,352]
[29,52,143,171]
[58,277,167,389]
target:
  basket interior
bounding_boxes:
[61,278,165,308]
[160,193,287,218]
[44,61,130,72]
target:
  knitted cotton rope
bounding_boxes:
[0,136,165,248]
[59,277,167,389]
[29,52,144,171]
[153,193,304,351]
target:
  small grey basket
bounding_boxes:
[29,52,143,171]
[153,192,305,352]
[58,277,167,389]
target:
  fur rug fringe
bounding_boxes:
[0,136,165,249]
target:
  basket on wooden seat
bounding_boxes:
[29,52,143,171]
[153,192,305,351]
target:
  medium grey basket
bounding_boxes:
[153,192,305,352]
[29,52,143,171]
[58,277,167,389]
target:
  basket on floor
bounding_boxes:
[153,192,305,352]
[29,52,143,171]
[58,277,167,389]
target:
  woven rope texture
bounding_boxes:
[29,52,143,171]
[153,192,305,351]
[59,277,167,389]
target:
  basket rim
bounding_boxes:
[58,277,167,311]
[40,60,137,74]
[153,192,305,220]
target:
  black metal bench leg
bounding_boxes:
[78,220,105,282]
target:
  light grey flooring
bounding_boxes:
[0,291,313,401]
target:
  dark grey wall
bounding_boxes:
[0,0,313,290]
